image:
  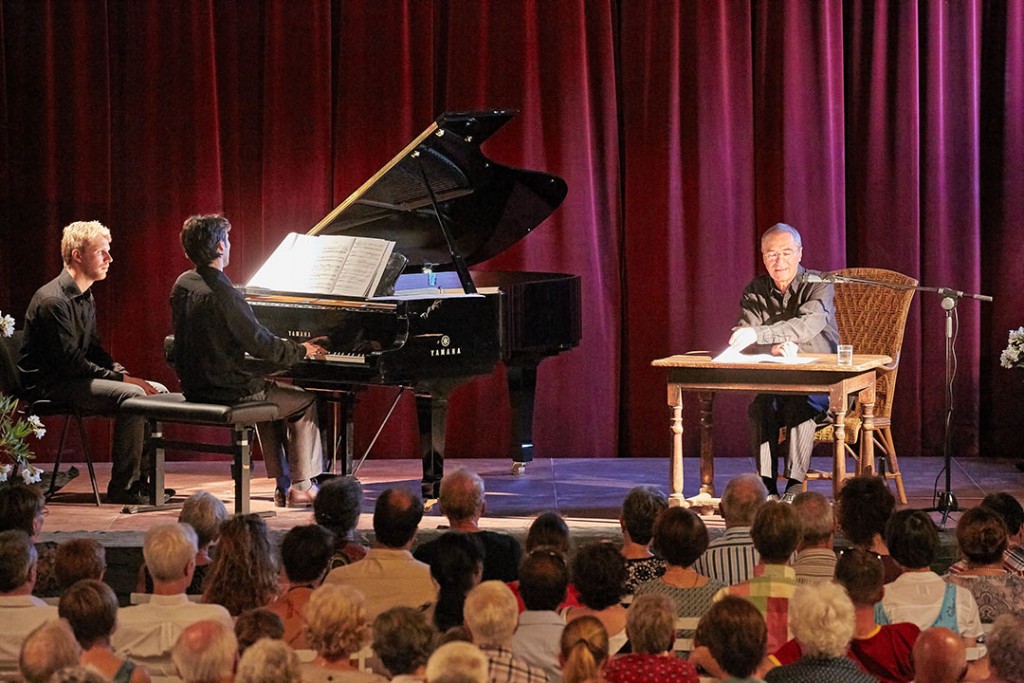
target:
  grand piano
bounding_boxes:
[245,110,581,497]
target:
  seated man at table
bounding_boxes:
[728,223,839,502]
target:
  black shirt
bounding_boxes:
[414,529,523,583]
[735,269,840,353]
[19,269,124,393]
[169,266,304,403]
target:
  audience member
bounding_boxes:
[54,538,106,591]
[49,665,109,683]
[18,619,81,683]
[559,616,609,683]
[113,523,233,675]
[428,532,484,633]
[944,506,1024,624]
[876,510,983,648]
[235,608,285,655]
[715,501,800,653]
[315,475,370,568]
[172,619,239,683]
[372,606,436,682]
[59,579,150,683]
[463,581,546,683]
[510,550,569,683]
[603,593,699,683]
[789,491,836,584]
[911,627,967,683]
[948,493,1024,577]
[236,637,302,683]
[326,487,437,620]
[426,641,489,683]
[203,513,279,616]
[268,524,334,647]
[836,475,901,582]
[635,506,724,654]
[0,529,58,675]
[564,542,629,655]
[139,491,227,594]
[0,483,59,597]
[301,583,386,682]
[764,583,875,683]
[693,473,766,585]
[691,596,768,682]
[618,486,668,593]
[508,512,580,612]
[414,468,522,582]
[984,613,1024,683]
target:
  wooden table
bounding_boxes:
[650,353,892,506]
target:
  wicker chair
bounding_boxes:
[802,268,916,503]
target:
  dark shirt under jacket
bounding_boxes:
[19,270,125,393]
[735,268,840,353]
[170,266,304,403]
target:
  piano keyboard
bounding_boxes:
[314,353,368,365]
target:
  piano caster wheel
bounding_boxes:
[511,462,526,475]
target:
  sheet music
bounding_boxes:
[712,345,815,365]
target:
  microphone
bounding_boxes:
[799,269,832,283]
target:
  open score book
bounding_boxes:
[246,233,396,299]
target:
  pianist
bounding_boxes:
[171,214,326,507]
[727,223,839,503]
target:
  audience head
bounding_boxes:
[625,593,676,655]
[373,487,423,548]
[235,638,301,683]
[172,619,239,683]
[61,221,111,267]
[439,468,486,523]
[0,483,46,537]
[987,613,1024,683]
[836,475,896,547]
[559,616,609,683]
[789,582,855,658]
[0,529,38,592]
[652,506,708,568]
[912,627,967,683]
[463,580,519,647]
[49,666,109,683]
[791,491,834,548]
[886,509,939,570]
[235,609,285,654]
[54,539,105,591]
[571,541,627,611]
[373,606,436,676]
[956,505,1008,567]
[426,641,489,683]
[719,473,768,527]
[525,511,571,554]
[203,513,278,615]
[144,522,198,584]
[305,583,371,660]
[431,532,485,631]
[694,596,767,679]
[518,549,569,611]
[313,475,363,540]
[181,214,231,267]
[751,501,801,564]
[58,579,118,648]
[834,548,885,606]
[19,620,81,683]
[179,491,229,550]
[981,492,1024,540]
[621,486,668,545]
[279,524,333,584]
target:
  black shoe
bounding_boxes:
[105,489,150,505]
[132,481,176,499]
[274,487,287,508]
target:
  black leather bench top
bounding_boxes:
[120,393,279,425]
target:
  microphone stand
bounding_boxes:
[806,271,992,526]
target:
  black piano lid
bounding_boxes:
[307,110,568,272]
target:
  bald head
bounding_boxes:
[912,627,966,683]
[720,474,767,527]
[439,468,485,523]
[172,619,238,682]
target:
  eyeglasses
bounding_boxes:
[763,249,798,261]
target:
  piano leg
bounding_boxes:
[417,389,449,500]
[315,390,355,477]
[507,360,539,473]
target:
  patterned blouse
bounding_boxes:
[943,572,1024,623]
[624,556,667,594]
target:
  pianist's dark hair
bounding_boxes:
[181,213,231,266]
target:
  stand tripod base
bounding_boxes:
[934,490,959,513]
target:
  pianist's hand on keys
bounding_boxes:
[302,337,329,360]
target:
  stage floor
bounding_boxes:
[39,454,1024,543]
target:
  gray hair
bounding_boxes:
[720,473,768,526]
[172,619,238,683]
[179,492,228,549]
[235,638,302,683]
[305,583,370,659]
[789,582,855,657]
[426,641,489,683]
[988,613,1024,683]
[439,468,485,523]
[625,593,676,654]
[463,580,518,647]
[791,491,834,546]
[144,523,199,583]
[0,529,37,591]
[760,223,803,249]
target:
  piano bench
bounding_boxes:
[119,393,279,515]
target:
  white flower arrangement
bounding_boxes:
[0,310,46,485]
[1001,326,1024,369]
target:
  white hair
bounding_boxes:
[463,580,518,647]
[235,638,302,683]
[788,582,855,657]
[426,641,489,683]
[144,523,198,583]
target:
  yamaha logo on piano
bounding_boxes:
[289,330,312,339]
[431,335,462,357]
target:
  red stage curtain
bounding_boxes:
[1,0,1021,469]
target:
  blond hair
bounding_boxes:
[560,616,608,683]
[61,221,110,266]
[304,584,370,659]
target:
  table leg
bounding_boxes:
[859,387,877,477]
[831,391,847,500]
[669,385,686,507]
[699,392,715,497]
